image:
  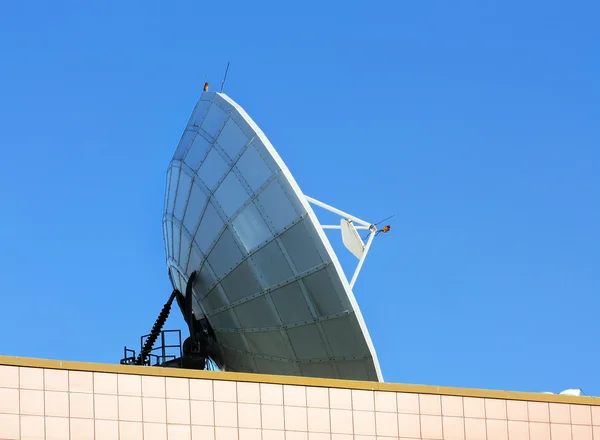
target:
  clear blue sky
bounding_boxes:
[1,0,598,395]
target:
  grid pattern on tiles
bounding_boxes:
[2,365,600,440]
[2,355,600,406]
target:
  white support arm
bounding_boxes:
[305,196,372,228]
[321,225,370,230]
[350,228,376,288]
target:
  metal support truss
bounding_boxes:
[305,195,378,289]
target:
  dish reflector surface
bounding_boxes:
[163,92,382,381]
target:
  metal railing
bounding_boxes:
[120,329,183,366]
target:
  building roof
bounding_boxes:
[1,355,597,406]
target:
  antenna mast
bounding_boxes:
[220,62,230,93]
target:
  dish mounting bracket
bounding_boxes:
[305,195,378,289]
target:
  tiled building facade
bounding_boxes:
[1,356,599,440]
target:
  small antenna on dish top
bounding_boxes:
[220,62,230,93]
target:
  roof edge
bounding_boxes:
[1,355,597,406]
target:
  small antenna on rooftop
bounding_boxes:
[220,62,230,93]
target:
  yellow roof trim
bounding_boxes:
[1,355,597,406]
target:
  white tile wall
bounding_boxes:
[0,365,598,440]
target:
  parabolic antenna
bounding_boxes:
[162,90,386,381]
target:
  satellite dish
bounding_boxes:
[162,90,387,381]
